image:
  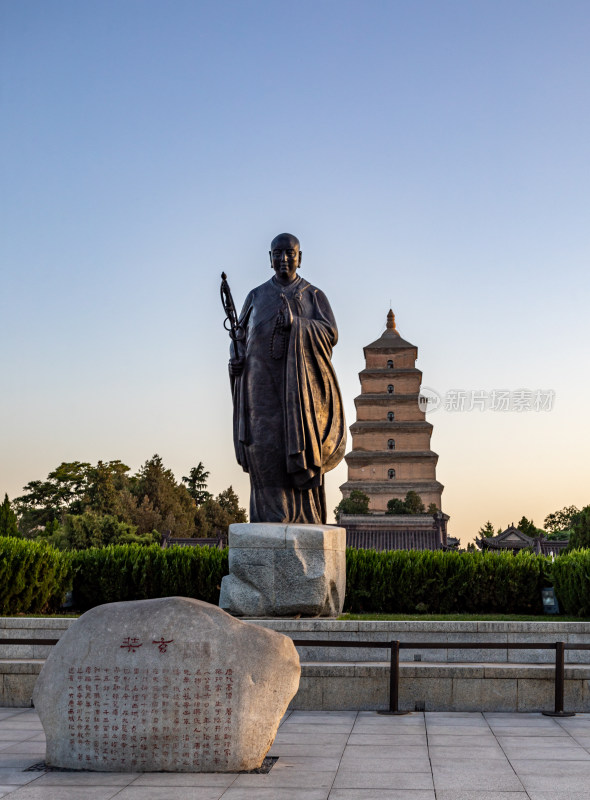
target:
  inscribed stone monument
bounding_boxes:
[33,597,300,772]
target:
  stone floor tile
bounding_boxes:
[278,724,353,734]
[428,744,507,762]
[287,711,357,721]
[332,771,433,790]
[130,772,236,787]
[569,735,590,748]
[426,733,497,746]
[424,711,484,719]
[341,744,429,759]
[274,732,350,745]
[0,724,41,731]
[499,740,590,760]
[488,725,569,737]
[272,756,342,771]
[347,733,427,746]
[432,763,524,792]
[424,725,492,736]
[0,745,44,756]
[231,770,334,789]
[0,774,39,787]
[221,789,330,800]
[6,787,121,800]
[353,717,424,725]
[0,758,40,771]
[0,736,24,744]
[426,716,488,726]
[328,791,435,800]
[268,744,346,758]
[31,772,138,786]
[526,793,590,800]
[0,732,39,742]
[436,793,529,800]
[0,744,20,753]
[510,757,590,791]
[113,788,225,800]
[338,757,431,773]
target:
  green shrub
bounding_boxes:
[550,549,590,616]
[344,548,547,614]
[0,536,72,614]
[72,544,228,611]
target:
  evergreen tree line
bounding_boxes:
[0,456,247,549]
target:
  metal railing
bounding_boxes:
[292,639,590,717]
[2,637,589,717]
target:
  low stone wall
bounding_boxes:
[293,662,590,712]
[3,617,590,712]
[3,659,589,713]
[254,619,590,664]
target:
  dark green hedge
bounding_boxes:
[0,536,72,614]
[71,544,228,611]
[6,536,587,617]
[344,548,548,614]
[550,549,590,616]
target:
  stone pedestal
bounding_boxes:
[219,523,346,617]
[33,597,300,772]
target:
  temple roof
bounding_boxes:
[365,309,416,351]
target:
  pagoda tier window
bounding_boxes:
[388,439,395,450]
[387,384,394,394]
[388,469,396,479]
[387,411,394,421]
[387,360,394,368]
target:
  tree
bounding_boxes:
[386,498,407,515]
[427,503,439,514]
[386,491,425,515]
[477,521,496,538]
[216,486,247,522]
[334,490,370,517]
[567,506,590,550]
[544,505,580,534]
[84,460,130,516]
[194,487,248,537]
[182,462,212,505]
[14,461,91,534]
[517,516,539,538]
[129,454,195,537]
[404,491,425,514]
[0,494,20,538]
[47,512,159,550]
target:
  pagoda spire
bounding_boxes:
[386,309,397,331]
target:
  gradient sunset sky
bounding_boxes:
[2,0,589,545]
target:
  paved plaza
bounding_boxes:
[2,707,590,800]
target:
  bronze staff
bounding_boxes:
[220,272,245,354]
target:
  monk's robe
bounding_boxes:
[230,274,346,524]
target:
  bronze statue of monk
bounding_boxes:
[227,233,346,524]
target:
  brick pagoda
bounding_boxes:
[339,310,449,550]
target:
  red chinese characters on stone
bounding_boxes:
[152,638,173,653]
[64,660,234,770]
[120,637,143,653]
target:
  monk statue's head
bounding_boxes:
[269,233,302,284]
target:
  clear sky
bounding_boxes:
[1,0,589,545]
